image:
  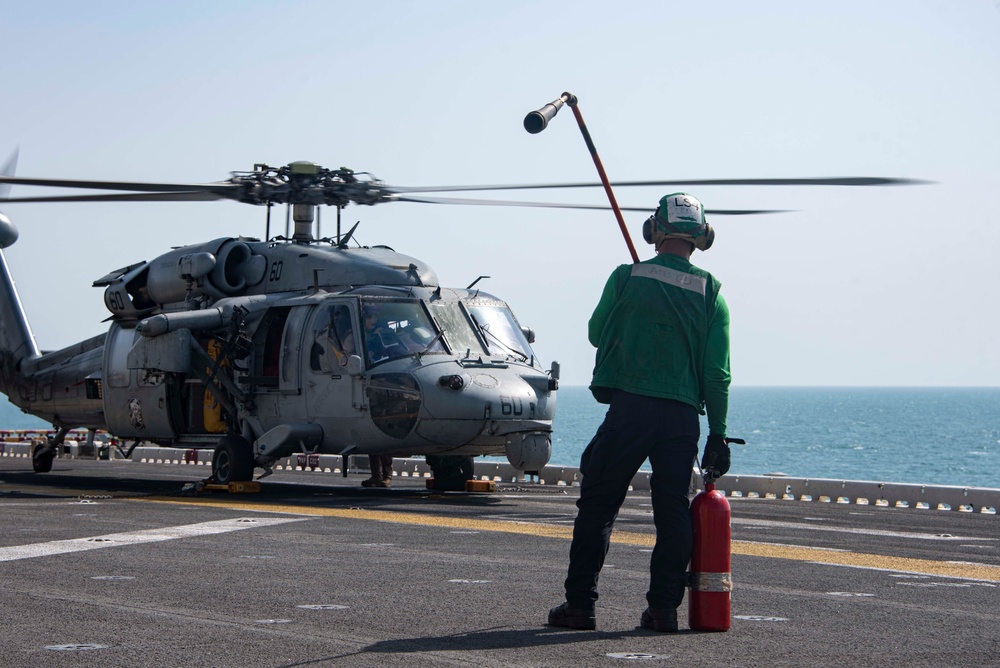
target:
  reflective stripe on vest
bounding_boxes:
[631,264,707,296]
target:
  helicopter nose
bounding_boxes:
[424,367,556,414]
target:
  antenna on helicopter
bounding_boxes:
[337,221,360,249]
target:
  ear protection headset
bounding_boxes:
[642,193,715,250]
[642,214,715,251]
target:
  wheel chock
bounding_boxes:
[465,479,496,493]
[425,478,496,492]
[204,481,261,493]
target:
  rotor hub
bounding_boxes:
[224,162,389,209]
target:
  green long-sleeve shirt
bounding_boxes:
[588,253,731,435]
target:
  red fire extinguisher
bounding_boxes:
[688,437,743,632]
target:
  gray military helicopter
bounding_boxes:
[0,150,922,489]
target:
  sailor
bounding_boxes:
[361,452,395,488]
[548,193,732,632]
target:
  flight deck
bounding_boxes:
[0,453,997,667]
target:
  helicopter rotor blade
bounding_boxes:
[390,194,790,216]
[0,174,240,194]
[0,191,229,204]
[0,163,928,213]
[387,176,931,194]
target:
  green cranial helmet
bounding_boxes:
[642,192,715,251]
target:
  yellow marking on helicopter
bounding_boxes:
[138,496,1000,583]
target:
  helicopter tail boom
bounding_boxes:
[0,247,41,402]
[0,226,105,428]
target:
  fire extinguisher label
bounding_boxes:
[688,572,733,592]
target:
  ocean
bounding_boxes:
[3,387,998,489]
[551,386,1000,489]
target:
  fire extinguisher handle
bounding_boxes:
[702,437,745,484]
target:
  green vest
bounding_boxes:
[588,253,731,435]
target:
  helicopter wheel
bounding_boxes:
[426,455,475,492]
[32,442,55,474]
[212,435,255,485]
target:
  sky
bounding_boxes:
[0,0,997,387]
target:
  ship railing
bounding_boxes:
[2,441,996,514]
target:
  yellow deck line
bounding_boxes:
[730,540,1000,582]
[139,496,1000,582]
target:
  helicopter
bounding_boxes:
[0,149,924,490]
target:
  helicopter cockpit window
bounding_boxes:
[361,300,444,366]
[467,305,534,362]
[310,304,357,373]
[427,302,487,357]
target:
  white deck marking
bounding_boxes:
[732,517,996,541]
[0,517,307,562]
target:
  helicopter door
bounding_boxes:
[304,302,363,420]
[279,306,307,397]
[250,304,310,424]
[245,306,290,427]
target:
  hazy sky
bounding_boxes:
[1,1,997,387]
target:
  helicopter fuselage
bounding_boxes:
[0,232,557,478]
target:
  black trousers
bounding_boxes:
[564,390,699,610]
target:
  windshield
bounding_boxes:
[467,304,533,361]
[361,299,446,366]
[427,302,487,357]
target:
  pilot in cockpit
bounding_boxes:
[363,304,388,365]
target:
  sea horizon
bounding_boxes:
[3,386,998,489]
[547,386,1000,489]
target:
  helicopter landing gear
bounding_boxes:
[212,435,255,485]
[32,427,69,474]
[32,442,55,473]
[426,455,475,492]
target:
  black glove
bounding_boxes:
[701,434,731,480]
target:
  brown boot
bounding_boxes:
[361,475,382,488]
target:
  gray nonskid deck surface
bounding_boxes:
[0,457,996,667]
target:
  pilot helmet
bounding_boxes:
[641,192,714,251]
